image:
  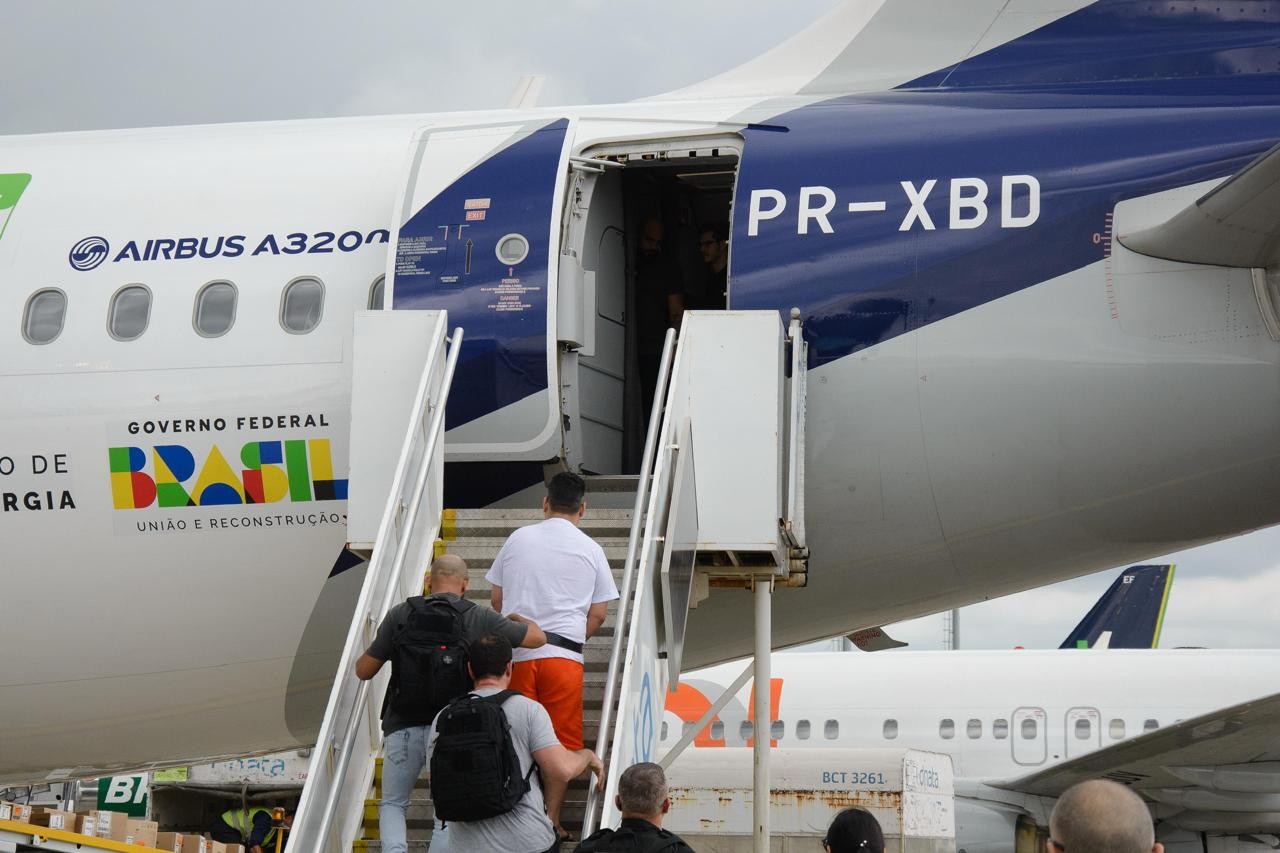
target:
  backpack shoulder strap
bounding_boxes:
[485,689,521,707]
[449,597,476,613]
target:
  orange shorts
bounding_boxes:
[510,658,585,750]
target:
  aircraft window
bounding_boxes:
[369,275,386,310]
[108,285,151,341]
[882,719,897,740]
[967,719,982,739]
[1143,718,1159,732]
[796,719,811,740]
[280,277,325,334]
[739,721,754,741]
[771,720,785,740]
[1021,718,1038,740]
[660,722,668,741]
[993,719,1009,739]
[193,281,237,337]
[825,719,840,740]
[939,718,955,739]
[1109,719,1126,739]
[1074,718,1092,740]
[710,720,724,741]
[22,289,66,344]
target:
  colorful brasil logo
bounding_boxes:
[110,439,349,509]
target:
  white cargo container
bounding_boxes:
[664,748,955,853]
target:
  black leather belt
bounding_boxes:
[544,632,583,654]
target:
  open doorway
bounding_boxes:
[558,136,740,475]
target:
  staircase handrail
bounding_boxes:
[581,327,677,836]
[292,324,463,853]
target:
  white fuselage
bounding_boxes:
[666,650,1280,780]
[3,95,1280,785]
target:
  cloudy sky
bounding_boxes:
[0,1,841,135]
[5,1,1278,650]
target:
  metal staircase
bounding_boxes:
[292,308,808,853]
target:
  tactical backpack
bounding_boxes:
[387,595,474,725]
[429,690,534,822]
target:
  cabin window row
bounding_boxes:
[661,715,1162,744]
[20,276,388,345]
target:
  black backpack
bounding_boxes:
[387,595,474,725]
[429,690,534,822]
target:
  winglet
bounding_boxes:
[506,75,546,110]
[848,626,908,652]
[1059,564,1175,650]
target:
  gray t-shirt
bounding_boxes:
[426,686,559,853]
[366,593,528,734]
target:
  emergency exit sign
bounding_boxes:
[97,774,148,817]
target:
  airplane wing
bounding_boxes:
[991,691,1280,834]
[1120,143,1280,269]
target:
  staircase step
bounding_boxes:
[444,543,631,570]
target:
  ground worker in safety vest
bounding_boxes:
[209,807,291,853]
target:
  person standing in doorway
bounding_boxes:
[636,215,685,417]
[487,471,620,841]
[697,222,729,310]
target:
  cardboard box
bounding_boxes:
[127,817,159,846]
[30,807,76,830]
[156,832,205,853]
[206,842,227,853]
[178,834,208,853]
[95,809,131,841]
[0,802,32,822]
[155,832,185,852]
[77,813,98,836]
[224,845,245,853]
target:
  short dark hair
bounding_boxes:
[699,222,728,243]
[825,808,885,853]
[547,471,586,513]
[468,633,513,680]
[617,763,667,815]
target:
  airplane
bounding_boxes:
[662,565,1280,852]
[3,0,1280,786]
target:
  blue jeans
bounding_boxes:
[379,726,448,853]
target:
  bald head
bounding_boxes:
[1050,780,1160,853]
[428,554,469,594]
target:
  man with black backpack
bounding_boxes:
[427,633,605,853]
[355,554,547,853]
[573,763,695,853]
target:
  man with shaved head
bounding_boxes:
[1049,780,1162,853]
[357,554,547,853]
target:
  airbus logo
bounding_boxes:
[69,236,110,271]
[746,175,1042,236]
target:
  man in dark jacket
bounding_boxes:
[209,807,290,853]
[574,762,695,853]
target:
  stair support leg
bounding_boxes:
[753,576,772,853]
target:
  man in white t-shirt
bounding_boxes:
[487,471,619,840]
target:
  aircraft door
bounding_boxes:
[1011,706,1047,766]
[390,119,572,461]
[557,163,627,473]
[1065,706,1102,758]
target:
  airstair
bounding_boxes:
[289,309,808,853]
